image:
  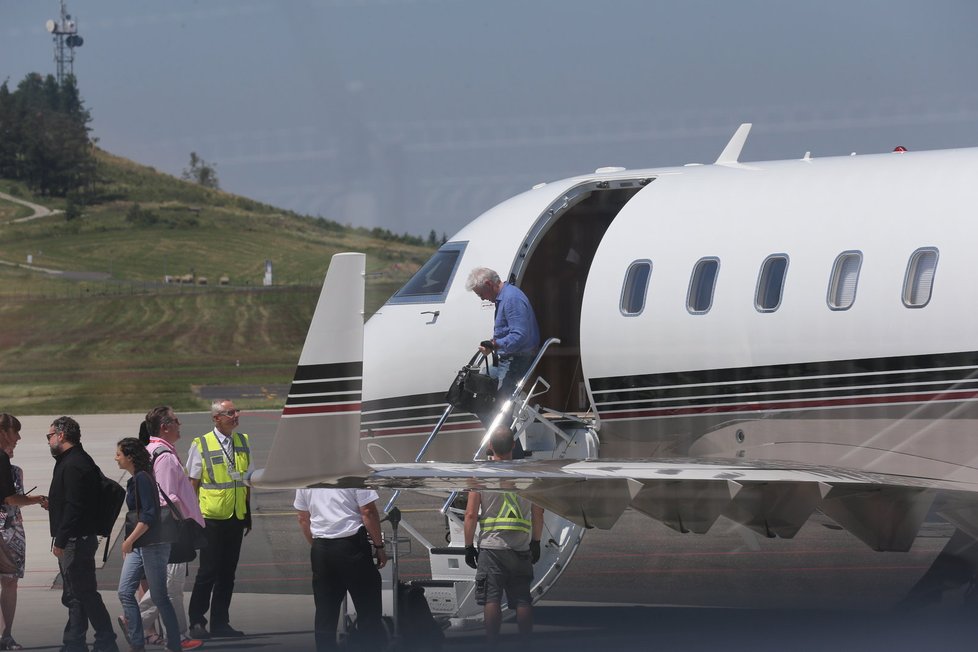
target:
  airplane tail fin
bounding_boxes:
[247,252,371,488]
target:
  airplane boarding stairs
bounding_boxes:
[381,338,594,630]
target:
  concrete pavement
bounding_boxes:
[7,413,321,651]
[5,413,978,651]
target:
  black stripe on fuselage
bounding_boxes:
[292,361,363,383]
[286,392,363,406]
[589,351,978,410]
[591,351,978,393]
[360,392,474,431]
[288,378,362,397]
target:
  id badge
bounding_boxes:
[229,470,242,481]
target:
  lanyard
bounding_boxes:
[217,431,236,469]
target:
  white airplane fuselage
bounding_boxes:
[361,146,978,486]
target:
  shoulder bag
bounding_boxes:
[157,485,208,563]
[124,473,176,548]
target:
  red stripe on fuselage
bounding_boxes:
[282,403,361,416]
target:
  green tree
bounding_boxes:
[0,81,15,179]
[181,151,219,189]
[0,73,93,197]
[64,193,82,221]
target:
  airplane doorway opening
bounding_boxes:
[516,182,645,414]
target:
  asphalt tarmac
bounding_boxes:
[9,411,978,651]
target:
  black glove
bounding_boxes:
[530,540,541,564]
[465,545,479,569]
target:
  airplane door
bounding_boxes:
[515,179,648,414]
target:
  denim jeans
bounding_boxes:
[492,353,535,399]
[118,542,180,651]
[139,562,189,636]
[481,353,536,429]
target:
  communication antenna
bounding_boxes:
[46,0,84,84]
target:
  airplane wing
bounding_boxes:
[319,457,978,552]
[248,252,978,554]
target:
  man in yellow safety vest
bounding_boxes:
[464,426,544,646]
[186,399,251,640]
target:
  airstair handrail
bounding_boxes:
[389,338,561,514]
[472,337,561,460]
[385,399,457,513]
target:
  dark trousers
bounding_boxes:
[311,531,383,652]
[188,517,245,628]
[59,535,117,652]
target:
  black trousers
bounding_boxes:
[188,517,245,628]
[311,530,383,652]
[59,535,117,652]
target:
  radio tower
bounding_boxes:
[45,0,84,83]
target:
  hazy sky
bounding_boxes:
[3,0,978,238]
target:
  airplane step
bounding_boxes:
[410,579,467,615]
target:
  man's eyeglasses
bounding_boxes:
[45,431,59,440]
[217,409,240,417]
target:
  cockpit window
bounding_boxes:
[388,241,467,304]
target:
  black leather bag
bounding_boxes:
[158,488,208,563]
[445,352,497,417]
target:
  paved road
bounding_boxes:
[0,190,61,222]
[7,412,977,650]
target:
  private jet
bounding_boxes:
[249,125,978,624]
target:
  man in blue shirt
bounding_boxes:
[466,267,541,400]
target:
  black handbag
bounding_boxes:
[124,474,176,548]
[445,352,498,417]
[158,486,208,563]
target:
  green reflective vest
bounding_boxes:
[480,492,531,534]
[194,430,250,520]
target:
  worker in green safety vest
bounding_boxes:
[464,425,544,646]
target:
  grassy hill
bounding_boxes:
[0,149,434,415]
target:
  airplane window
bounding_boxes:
[755,254,789,312]
[388,241,467,304]
[687,257,719,314]
[620,260,652,316]
[903,247,939,308]
[827,251,862,310]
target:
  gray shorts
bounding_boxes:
[474,548,533,609]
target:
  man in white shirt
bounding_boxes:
[294,488,387,652]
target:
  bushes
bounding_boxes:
[125,202,199,229]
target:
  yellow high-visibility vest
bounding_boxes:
[480,492,531,533]
[194,430,250,520]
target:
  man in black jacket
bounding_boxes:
[47,416,119,652]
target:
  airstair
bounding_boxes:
[382,338,598,630]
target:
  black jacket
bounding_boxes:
[48,444,101,548]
